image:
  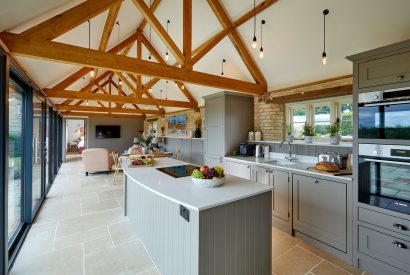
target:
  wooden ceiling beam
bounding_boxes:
[0,32,266,94]
[62,111,145,119]
[176,82,197,104]
[207,0,266,85]
[192,0,276,66]
[99,2,122,51]
[126,74,164,111]
[46,90,197,108]
[138,0,161,30]
[20,0,121,40]
[269,84,353,104]
[115,72,138,96]
[132,0,185,64]
[56,105,162,115]
[183,0,192,70]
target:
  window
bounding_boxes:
[286,96,353,141]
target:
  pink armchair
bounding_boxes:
[82,148,113,176]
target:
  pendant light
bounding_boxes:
[165,80,168,100]
[159,89,163,108]
[322,9,329,65]
[149,77,152,92]
[165,20,170,61]
[251,0,257,49]
[175,81,178,88]
[181,84,184,90]
[148,0,152,60]
[259,20,265,58]
[88,20,95,78]
[221,59,226,75]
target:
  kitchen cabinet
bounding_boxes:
[252,165,291,232]
[163,137,204,166]
[204,92,253,166]
[191,139,204,166]
[293,174,347,252]
[224,159,251,180]
[180,139,192,163]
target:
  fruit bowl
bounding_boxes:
[191,165,225,188]
[192,177,225,188]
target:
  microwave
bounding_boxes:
[358,88,410,141]
[358,144,410,215]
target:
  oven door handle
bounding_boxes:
[363,100,410,107]
[364,158,410,166]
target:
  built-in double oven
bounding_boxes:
[358,87,410,215]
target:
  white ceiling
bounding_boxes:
[1,0,410,111]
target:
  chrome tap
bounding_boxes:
[280,140,295,162]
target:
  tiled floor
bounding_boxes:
[11,156,364,275]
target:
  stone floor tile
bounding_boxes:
[271,246,322,275]
[311,261,352,275]
[109,221,139,245]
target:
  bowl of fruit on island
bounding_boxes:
[191,166,225,187]
[129,156,154,167]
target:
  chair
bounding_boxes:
[176,149,181,160]
[82,148,113,176]
[112,151,123,185]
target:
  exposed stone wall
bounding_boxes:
[253,96,285,141]
[144,107,205,137]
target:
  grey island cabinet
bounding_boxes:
[122,157,273,275]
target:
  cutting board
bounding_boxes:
[307,167,352,176]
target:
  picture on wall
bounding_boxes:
[168,115,187,135]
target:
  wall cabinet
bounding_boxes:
[204,92,253,166]
[224,159,251,180]
[163,137,204,166]
[293,174,347,252]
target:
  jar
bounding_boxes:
[255,131,262,141]
[248,131,255,141]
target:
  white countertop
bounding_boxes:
[123,157,272,211]
[224,156,353,182]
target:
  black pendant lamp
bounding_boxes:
[251,0,257,49]
[88,20,95,78]
[259,20,265,58]
[165,20,170,61]
[221,59,226,75]
[322,9,329,65]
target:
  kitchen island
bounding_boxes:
[123,157,273,275]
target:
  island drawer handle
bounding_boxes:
[314,180,319,184]
[397,75,405,80]
[393,223,409,231]
[393,241,408,249]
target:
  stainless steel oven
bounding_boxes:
[358,88,410,141]
[358,144,410,215]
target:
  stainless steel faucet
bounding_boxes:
[280,140,295,162]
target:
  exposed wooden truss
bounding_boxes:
[46,90,198,108]
[62,111,144,119]
[56,105,162,115]
[0,0,280,116]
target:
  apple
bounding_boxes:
[200,166,209,174]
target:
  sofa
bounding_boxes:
[82,148,113,176]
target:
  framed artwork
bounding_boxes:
[168,114,187,135]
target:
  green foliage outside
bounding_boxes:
[341,111,353,136]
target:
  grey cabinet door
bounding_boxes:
[191,139,204,166]
[205,157,223,167]
[205,96,224,158]
[293,174,347,252]
[358,50,410,89]
[251,166,270,185]
[270,170,290,222]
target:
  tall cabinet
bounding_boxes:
[204,92,253,166]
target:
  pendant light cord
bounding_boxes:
[88,20,91,50]
[116,21,120,53]
[253,0,256,37]
[260,20,264,47]
[323,13,326,52]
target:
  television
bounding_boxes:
[95,125,120,139]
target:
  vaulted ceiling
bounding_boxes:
[1,0,409,117]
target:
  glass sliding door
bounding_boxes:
[7,80,24,243]
[32,95,44,213]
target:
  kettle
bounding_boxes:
[255,144,262,158]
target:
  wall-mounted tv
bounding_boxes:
[95,125,120,139]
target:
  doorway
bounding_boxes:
[65,119,86,158]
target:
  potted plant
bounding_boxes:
[328,119,341,145]
[301,123,315,143]
[286,123,294,142]
[136,129,156,154]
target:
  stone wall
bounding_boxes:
[144,107,205,137]
[253,96,286,141]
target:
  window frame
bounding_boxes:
[286,95,353,141]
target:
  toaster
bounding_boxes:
[318,152,348,169]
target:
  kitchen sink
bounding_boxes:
[265,160,299,166]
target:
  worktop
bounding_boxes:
[224,156,352,183]
[123,157,272,211]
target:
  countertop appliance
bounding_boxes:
[318,152,348,169]
[358,143,410,215]
[358,87,410,141]
[156,165,199,178]
[255,144,262,157]
[239,143,254,157]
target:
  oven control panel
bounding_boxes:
[359,144,410,159]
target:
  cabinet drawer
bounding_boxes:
[358,51,410,89]
[359,207,410,238]
[359,226,410,272]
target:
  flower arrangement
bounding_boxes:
[136,129,156,147]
